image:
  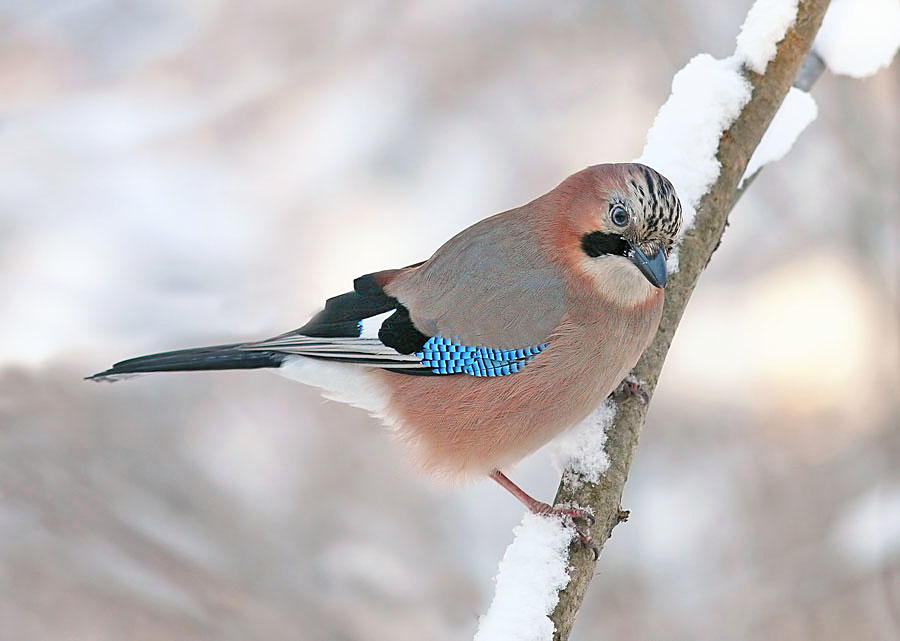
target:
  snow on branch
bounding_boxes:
[742,0,900,186]
[736,0,801,74]
[473,514,575,641]
[555,402,614,487]
[637,55,751,234]
[815,0,900,77]
[742,86,818,185]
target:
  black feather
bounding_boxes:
[88,344,285,379]
[378,306,429,354]
[298,269,432,357]
[89,265,439,380]
[580,231,630,258]
[298,290,396,338]
[353,272,386,296]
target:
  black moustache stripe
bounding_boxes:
[580,231,630,258]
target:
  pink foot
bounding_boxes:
[531,501,599,559]
[613,377,649,404]
[490,470,599,559]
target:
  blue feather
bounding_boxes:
[414,337,547,377]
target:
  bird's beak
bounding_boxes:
[626,241,667,288]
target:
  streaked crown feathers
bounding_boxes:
[560,163,683,254]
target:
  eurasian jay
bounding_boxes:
[90,163,683,546]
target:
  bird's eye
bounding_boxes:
[610,205,630,227]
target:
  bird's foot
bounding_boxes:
[612,376,649,404]
[531,501,599,559]
[489,470,599,558]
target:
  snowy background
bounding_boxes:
[1,1,899,639]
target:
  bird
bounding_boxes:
[89,162,682,549]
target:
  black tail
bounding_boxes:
[87,344,286,381]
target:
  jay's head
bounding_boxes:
[559,163,682,298]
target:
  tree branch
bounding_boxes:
[548,2,831,639]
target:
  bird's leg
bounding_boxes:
[489,470,595,524]
[489,470,598,558]
[612,375,649,404]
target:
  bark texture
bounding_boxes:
[548,2,832,639]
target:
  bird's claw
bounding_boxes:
[532,502,598,557]
[576,530,600,560]
[613,377,649,404]
[555,506,596,526]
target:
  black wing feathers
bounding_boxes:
[378,306,428,354]
[297,269,430,356]
[297,290,395,338]
[89,266,436,380]
[88,344,285,379]
[296,271,398,338]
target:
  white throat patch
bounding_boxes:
[577,254,659,308]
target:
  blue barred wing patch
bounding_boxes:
[415,336,547,377]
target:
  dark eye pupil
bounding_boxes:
[612,207,629,226]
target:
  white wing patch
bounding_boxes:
[359,310,394,339]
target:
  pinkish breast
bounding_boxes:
[374,289,664,481]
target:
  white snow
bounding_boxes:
[553,401,615,486]
[473,513,574,641]
[736,0,800,73]
[742,87,818,184]
[815,0,900,77]
[666,246,680,274]
[637,54,752,235]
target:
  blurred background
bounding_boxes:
[1,1,898,639]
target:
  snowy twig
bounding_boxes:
[732,51,824,204]
[471,2,834,640]
[477,0,900,635]
[544,2,833,639]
